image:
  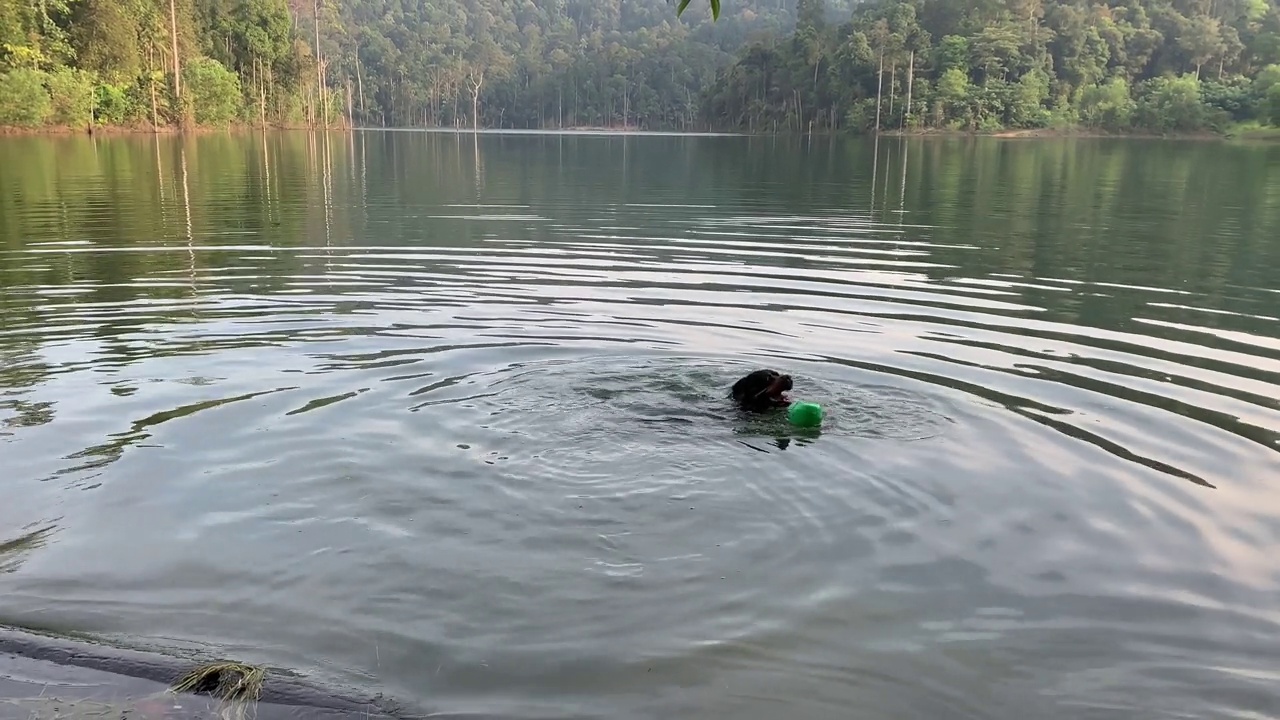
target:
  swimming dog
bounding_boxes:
[730,369,793,412]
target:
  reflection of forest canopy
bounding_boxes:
[2,132,1277,328]
[0,0,1278,133]
[0,525,54,573]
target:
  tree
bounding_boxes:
[3,0,1279,135]
[1136,74,1209,131]
[702,0,1274,134]
[936,67,973,127]
[71,0,144,81]
[0,68,52,126]
[185,56,242,124]
[1079,76,1136,130]
[46,67,95,126]
[1180,14,1225,78]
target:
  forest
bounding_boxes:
[1,0,1278,134]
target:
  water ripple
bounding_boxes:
[1,131,1279,720]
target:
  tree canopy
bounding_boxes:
[706,0,1280,132]
[1,0,1277,133]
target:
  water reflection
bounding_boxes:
[0,131,1279,720]
[0,525,57,575]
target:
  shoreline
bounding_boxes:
[3,122,1277,141]
[0,122,350,137]
[875,126,1278,141]
[878,126,1205,140]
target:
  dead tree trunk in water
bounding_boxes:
[149,47,159,129]
[313,0,325,127]
[887,62,896,124]
[345,79,353,128]
[356,55,366,124]
[468,70,485,131]
[903,49,914,130]
[874,45,884,133]
[169,0,186,129]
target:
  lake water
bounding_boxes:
[2,130,1280,720]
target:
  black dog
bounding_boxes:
[730,369,793,412]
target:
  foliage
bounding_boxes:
[46,67,95,126]
[0,68,52,127]
[1011,70,1052,128]
[936,69,972,127]
[0,0,314,128]
[1266,82,1280,123]
[2,0,863,130]
[705,0,1280,134]
[1080,78,1137,131]
[2,0,1280,134]
[184,56,242,125]
[1258,64,1280,123]
[93,81,135,125]
[1200,77,1255,121]
[1135,75,1217,132]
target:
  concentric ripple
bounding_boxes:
[2,131,1280,720]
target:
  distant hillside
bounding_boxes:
[1,0,1277,135]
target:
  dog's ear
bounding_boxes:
[732,370,763,397]
[732,370,775,399]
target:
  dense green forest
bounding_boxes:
[0,0,830,130]
[1,0,1278,134]
[708,0,1280,132]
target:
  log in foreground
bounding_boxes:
[0,625,428,719]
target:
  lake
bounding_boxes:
[2,130,1280,720]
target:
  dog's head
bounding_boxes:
[731,369,793,410]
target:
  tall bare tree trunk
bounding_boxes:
[149,47,159,130]
[874,45,884,133]
[903,49,914,130]
[345,79,353,128]
[356,55,365,123]
[169,0,184,128]
[888,62,896,123]
[254,56,264,126]
[313,0,324,127]
[469,72,485,131]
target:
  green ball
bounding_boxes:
[787,401,824,428]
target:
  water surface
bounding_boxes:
[2,131,1280,719]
